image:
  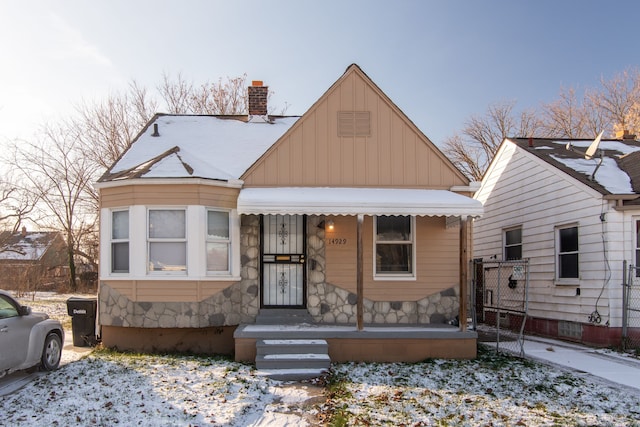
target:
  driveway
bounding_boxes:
[0,328,93,397]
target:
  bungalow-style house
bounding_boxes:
[96,64,483,365]
[0,228,68,290]
[473,132,640,347]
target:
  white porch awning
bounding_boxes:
[237,187,483,217]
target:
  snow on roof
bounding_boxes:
[237,187,484,217]
[0,232,59,261]
[103,115,299,181]
[510,138,640,196]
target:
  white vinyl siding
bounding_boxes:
[473,141,630,327]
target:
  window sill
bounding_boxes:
[555,279,580,286]
[374,274,417,281]
[101,275,241,282]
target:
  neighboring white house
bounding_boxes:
[474,132,640,347]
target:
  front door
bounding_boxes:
[261,214,306,308]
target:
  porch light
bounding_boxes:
[327,220,334,231]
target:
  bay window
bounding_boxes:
[111,210,129,273]
[148,209,186,272]
[206,209,230,273]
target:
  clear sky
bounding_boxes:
[1,0,638,147]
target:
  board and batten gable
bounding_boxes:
[474,140,626,327]
[241,65,468,189]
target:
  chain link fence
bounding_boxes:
[623,263,640,353]
[472,259,529,357]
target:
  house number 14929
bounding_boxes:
[328,238,347,245]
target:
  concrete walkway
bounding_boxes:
[484,333,640,395]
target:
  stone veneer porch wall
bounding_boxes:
[306,215,460,325]
[99,214,459,329]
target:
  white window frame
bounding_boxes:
[635,219,640,277]
[110,209,130,274]
[206,208,231,275]
[373,215,416,280]
[503,226,522,261]
[555,223,579,283]
[147,208,187,275]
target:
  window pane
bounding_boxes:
[112,242,129,273]
[559,253,579,278]
[376,244,411,273]
[377,216,410,241]
[149,242,186,271]
[208,211,229,239]
[559,227,578,252]
[505,228,521,245]
[207,242,229,271]
[505,245,522,261]
[112,211,129,239]
[149,210,185,238]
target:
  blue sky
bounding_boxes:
[1,1,638,146]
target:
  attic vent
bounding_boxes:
[338,111,371,137]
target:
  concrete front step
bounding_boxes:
[255,309,313,325]
[255,368,328,382]
[257,339,328,355]
[255,338,330,380]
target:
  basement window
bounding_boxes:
[338,111,371,137]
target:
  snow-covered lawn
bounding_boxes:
[3,292,639,426]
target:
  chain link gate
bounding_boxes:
[623,262,640,353]
[472,259,529,357]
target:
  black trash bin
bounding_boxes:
[66,297,97,347]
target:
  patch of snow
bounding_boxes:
[110,116,299,180]
[551,154,634,194]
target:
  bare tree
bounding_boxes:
[74,81,158,171]
[443,101,540,180]
[588,68,640,136]
[6,123,99,290]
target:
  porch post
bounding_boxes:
[459,216,468,331]
[357,214,364,331]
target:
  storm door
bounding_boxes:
[261,215,306,308]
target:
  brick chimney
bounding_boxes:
[616,129,637,141]
[248,80,268,117]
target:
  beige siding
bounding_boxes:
[242,66,467,189]
[325,216,459,301]
[100,184,239,209]
[100,280,235,302]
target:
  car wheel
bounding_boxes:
[41,333,62,371]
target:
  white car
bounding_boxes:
[0,289,64,377]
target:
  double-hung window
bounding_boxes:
[148,209,186,272]
[374,215,414,277]
[557,225,579,280]
[504,227,522,260]
[206,209,230,273]
[111,210,129,273]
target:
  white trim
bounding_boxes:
[373,215,417,280]
[95,177,244,189]
[237,187,483,217]
[555,223,580,284]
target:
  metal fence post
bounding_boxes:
[622,260,628,350]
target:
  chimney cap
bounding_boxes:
[251,80,264,87]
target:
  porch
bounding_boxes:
[234,318,478,364]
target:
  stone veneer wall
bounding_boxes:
[99,215,262,328]
[99,214,459,328]
[306,215,460,325]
